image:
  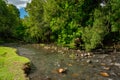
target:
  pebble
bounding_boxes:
[101,63,106,66]
[77,50,81,52]
[108,78,113,80]
[103,66,110,70]
[86,60,92,63]
[87,52,91,56]
[114,62,120,67]
[44,76,51,80]
[57,68,67,73]
[67,63,72,66]
[100,72,109,77]
[95,60,99,63]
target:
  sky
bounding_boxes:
[7,0,31,18]
[19,8,28,18]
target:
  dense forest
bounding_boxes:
[0,0,120,51]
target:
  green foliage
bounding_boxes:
[0,0,20,39]
[43,0,86,47]
[0,0,9,36]
[22,0,50,42]
[0,0,119,51]
[110,0,120,32]
[22,0,120,50]
[7,4,20,36]
[82,9,108,51]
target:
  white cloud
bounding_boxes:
[7,0,32,9]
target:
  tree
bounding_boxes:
[22,0,120,51]
[0,0,20,39]
[23,0,50,42]
[7,4,21,38]
[102,0,120,45]
[82,9,108,51]
[0,0,9,38]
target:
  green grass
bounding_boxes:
[0,47,30,80]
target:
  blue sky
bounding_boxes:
[19,8,28,18]
[7,0,31,18]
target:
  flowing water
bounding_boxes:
[2,43,120,80]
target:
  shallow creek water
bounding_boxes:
[2,43,120,80]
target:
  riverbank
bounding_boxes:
[0,46,30,80]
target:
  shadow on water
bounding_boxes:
[29,63,37,74]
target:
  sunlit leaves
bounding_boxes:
[22,0,120,50]
[23,0,48,42]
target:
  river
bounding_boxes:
[2,43,120,80]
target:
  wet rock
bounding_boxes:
[54,61,60,67]
[86,52,91,56]
[44,76,51,80]
[101,63,106,66]
[58,68,64,73]
[103,66,110,70]
[110,72,117,76]
[58,50,63,53]
[114,62,120,68]
[57,68,67,74]
[94,59,99,63]
[44,46,50,49]
[78,52,93,58]
[67,63,72,66]
[100,72,109,77]
[77,50,81,53]
[108,78,113,80]
[86,59,92,63]
[80,53,84,57]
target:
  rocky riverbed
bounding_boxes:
[2,43,120,80]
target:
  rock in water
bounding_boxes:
[100,72,109,77]
[57,68,67,74]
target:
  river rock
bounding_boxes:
[57,68,67,74]
[100,72,109,77]
[86,59,92,63]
